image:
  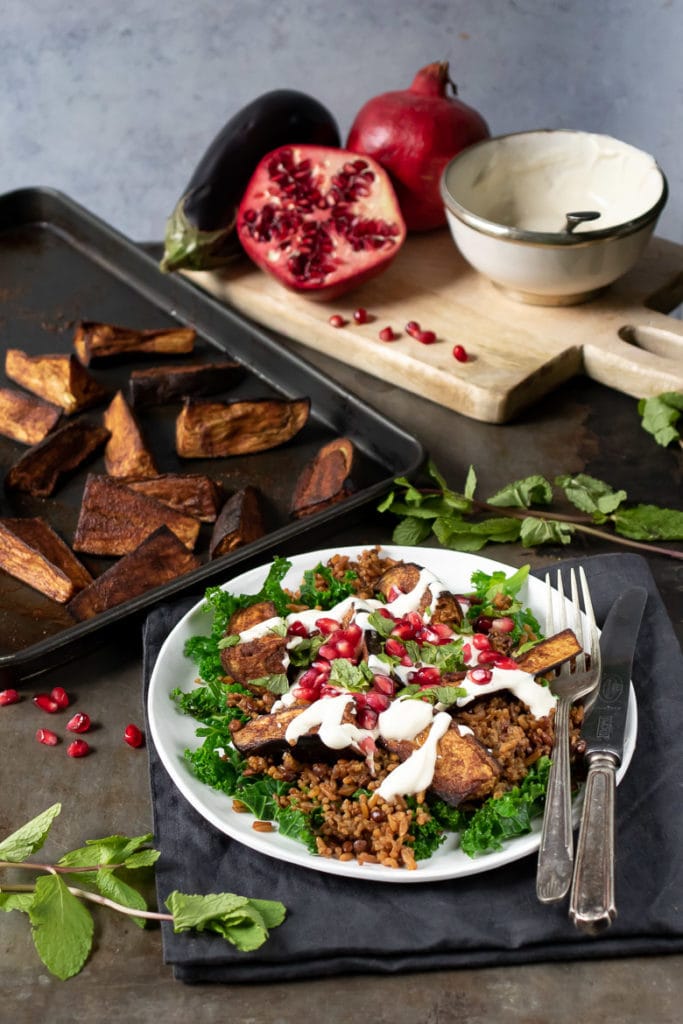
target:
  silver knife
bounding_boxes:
[569,585,648,934]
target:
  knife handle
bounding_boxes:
[569,753,617,934]
[536,696,574,903]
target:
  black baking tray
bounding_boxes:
[0,187,424,685]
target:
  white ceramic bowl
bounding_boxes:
[440,129,668,305]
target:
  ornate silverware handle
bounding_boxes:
[536,696,574,903]
[569,753,618,934]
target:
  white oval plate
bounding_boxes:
[148,545,637,884]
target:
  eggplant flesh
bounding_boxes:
[161,89,340,274]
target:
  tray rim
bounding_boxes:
[0,186,425,683]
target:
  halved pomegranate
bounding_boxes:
[237,145,406,298]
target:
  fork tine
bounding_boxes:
[556,571,567,631]
[544,572,555,635]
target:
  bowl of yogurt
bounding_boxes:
[440,129,668,305]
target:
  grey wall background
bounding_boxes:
[2,0,681,244]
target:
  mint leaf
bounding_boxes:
[463,464,477,500]
[0,892,35,914]
[29,874,94,980]
[638,392,683,447]
[433,515,520,552]
[487,475,553,508]
[249,673,290,694]
[165,891,286,952]
[58,833,154,870]
[520,516,574,546]
[556,473,627,518]
[328,658,369,692]
[96,869,148,929]
[0,803,61,862]
[392,515,432,546]
[613,504,683,541]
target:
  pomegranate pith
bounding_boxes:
[237,145,406,299]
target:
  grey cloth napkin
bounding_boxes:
[142,553,683,984]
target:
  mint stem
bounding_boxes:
[2,881,172,923]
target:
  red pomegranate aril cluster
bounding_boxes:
[50,686,70,708]
[0,688,20,705]
[467,630,518,677]
[33,693,60,713]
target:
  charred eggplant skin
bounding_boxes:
[161,90,340,273]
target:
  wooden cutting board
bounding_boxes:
[187,230,683,423]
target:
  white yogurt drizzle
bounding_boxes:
[376,711,452,801]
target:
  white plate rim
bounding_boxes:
[147,544,637,884]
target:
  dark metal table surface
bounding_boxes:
[1,325,681,1024]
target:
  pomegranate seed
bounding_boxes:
[417,329,437,345]
[328,314,346,328]
[495,656,519,671]
[471,633,491,651]
[287,620,308,637]
[492,616,515,633]
[365,691,390,713]
[124,723,144,748]
[67,739,91,758]
[405,320,421,337]
[372,674,395,696]
[353,307,370,324]
[452,344,469,362]
[319,682,342,698]
[294,686,317,703]
[379,326,396,342]
[384,637,407,658]
[469,667,493,685]
[473,615,493,633]
[315,617,340,635]
[66,712,91,733]
[410,666,441,688]
[36,728,59,746]
[376,607,394,620]
[356,707,378,730]
[50,686,70,708]
[431,623,454,640]
[33,693,59,713]
[477,650,499,665]
[462,642,472,663]
[0,688,20,706]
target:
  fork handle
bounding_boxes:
[536,696,574,903]
[569,753,617,934]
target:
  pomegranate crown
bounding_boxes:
[409,60,458,97]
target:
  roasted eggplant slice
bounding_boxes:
[382,724,500,807]
[103,390,159,478]
[0,517,92,603]
[128,360,244,407]
[72,474,200,556]
[74,321,195,365]
[230,705,349,760]
[0,387,62,445]
[220,633,289,686]
[290,437,354,518]
[68,526,201,621]
[227,600,279,634]
[4,420,110,498]
[125,473,223,522]
[210,485,266,557]
[5,349,108,414]
[176,397,310,457]
[515,628,583,675]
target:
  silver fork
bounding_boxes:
[536,567,601,904]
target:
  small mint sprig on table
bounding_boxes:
[0,804,286,980]
[378,460,683,561]
[638,392,683,449]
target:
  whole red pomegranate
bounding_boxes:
[237,145,406,299]
[346,61,490,231]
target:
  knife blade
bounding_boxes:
[568,585,648,934]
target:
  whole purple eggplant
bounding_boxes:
[161,90,340,273]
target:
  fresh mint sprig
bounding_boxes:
[638,392,683,449]
[0,804,286,980]
[378,461,683,560]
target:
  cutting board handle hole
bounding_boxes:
[618,323,683,358]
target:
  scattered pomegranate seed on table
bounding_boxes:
[405,320,421,337]
[328,313,346,328]
[452,343,469,362]
[33,693,60,713]
[353,307,371,324]
[0,688,20,705]
[379,326,396,342]
[66,711,91,733]
[36,728,59,746]
[417,329,437,345]
[50,686,70,708]
[67,739,91,758]
[123,723,145,748]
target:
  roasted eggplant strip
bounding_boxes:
[374,561,464,627]
[4,420,110,498]
[0,517,92,603]
[515,628,582,675]
[103,390,159,478]
[74,321,196,365]
[227,600,278,634]
[210,485,266,557]
[230,705,345,760]
[290,437,354,518]
[72,474,200,556]
[0,387,62,445]
[125,473,223,522]
[5,349,108,415]
[68,526,201,621]
[128,359,244,407]
[220,632,289,686]
[176,397,310,457]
